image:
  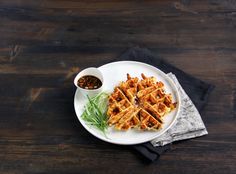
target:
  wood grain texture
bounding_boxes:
[0,0,235,173]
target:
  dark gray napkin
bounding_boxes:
[115,47,214,162]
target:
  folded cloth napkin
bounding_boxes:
[116,47,214,162]
[151,73,208,146]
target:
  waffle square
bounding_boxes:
[107,73,176,131]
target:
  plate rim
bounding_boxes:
[74,60,181,145]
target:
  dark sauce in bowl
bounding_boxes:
[77,75,102,90]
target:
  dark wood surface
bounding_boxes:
[0,0,235,173]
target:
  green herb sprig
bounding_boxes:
[81,92,109,135]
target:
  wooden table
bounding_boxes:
[0,1,235,173]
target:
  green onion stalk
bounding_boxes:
[81,92,109,137]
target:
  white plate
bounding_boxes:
[74,61,181,145]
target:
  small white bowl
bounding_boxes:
[74,67,104,97]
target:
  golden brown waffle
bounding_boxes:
[107,73,176,131]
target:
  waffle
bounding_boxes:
[107,73,176,131]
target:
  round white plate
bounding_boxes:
[74,61,180,145]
